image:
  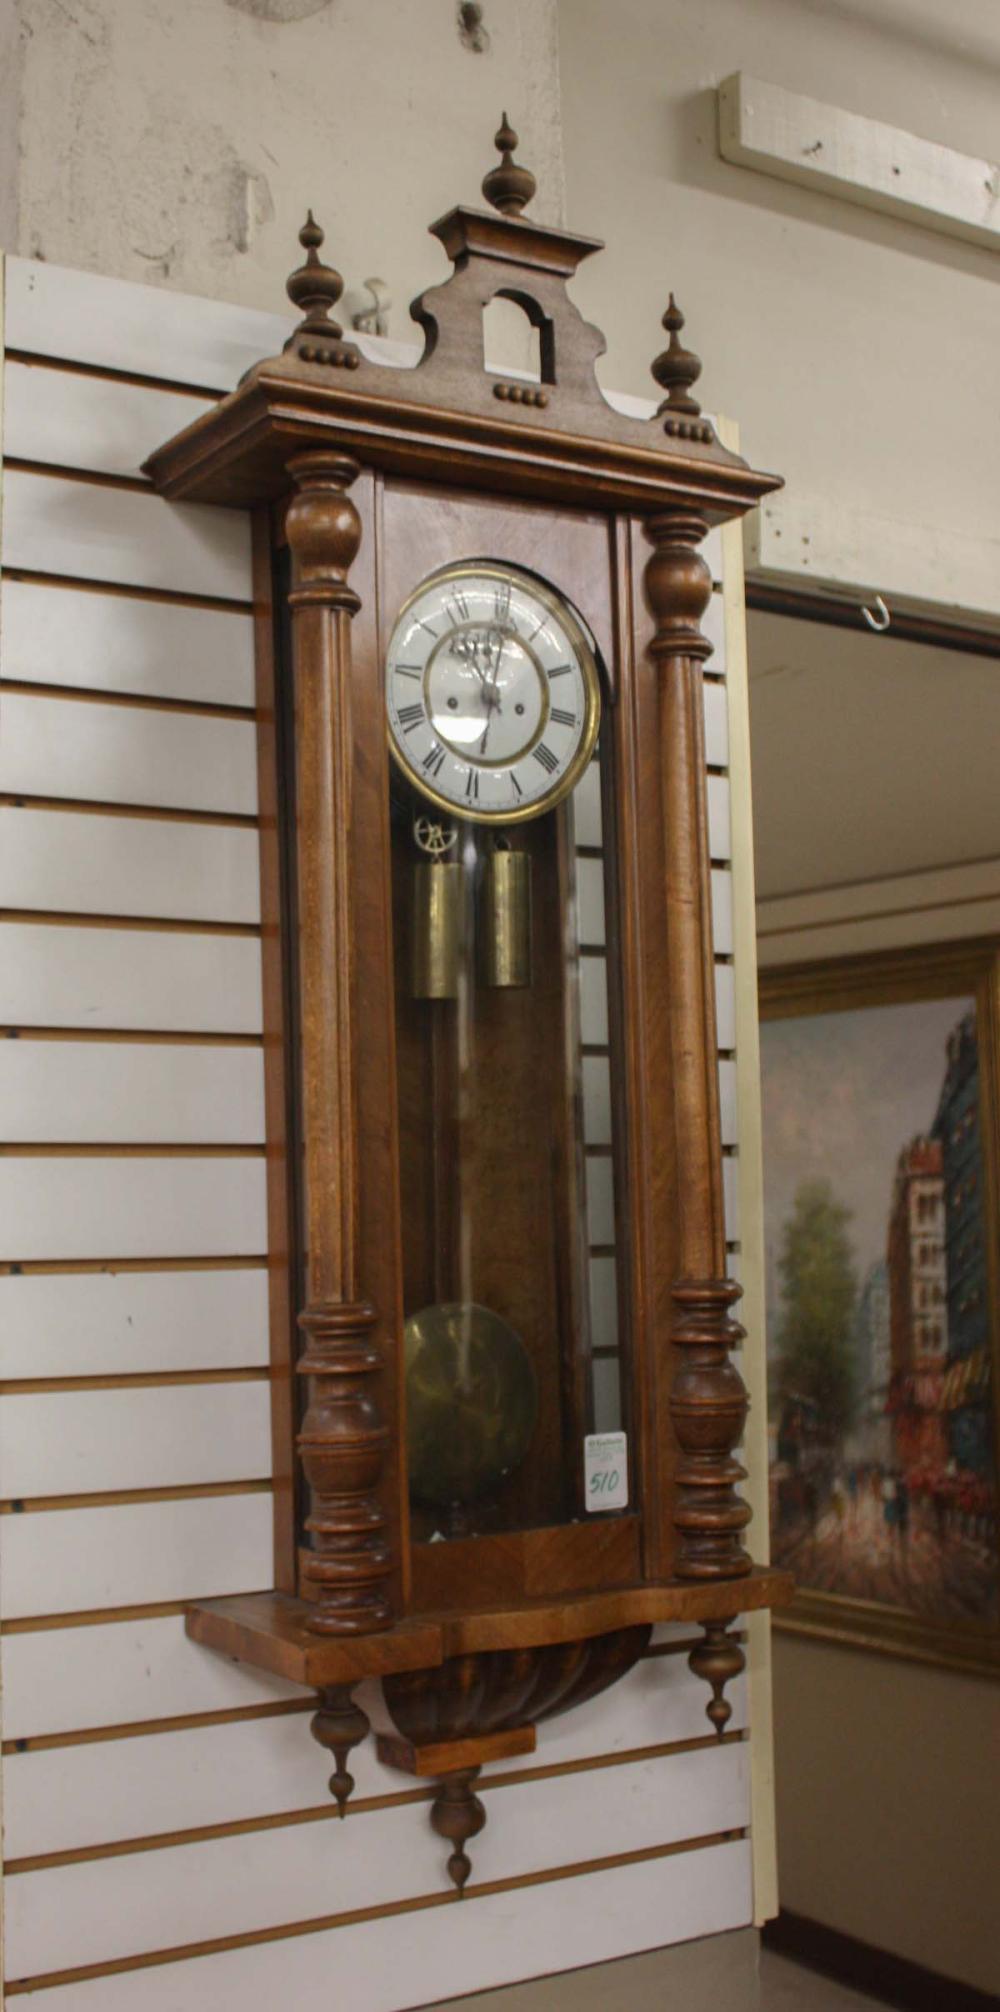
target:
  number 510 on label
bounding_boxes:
[583,1431,629,1511]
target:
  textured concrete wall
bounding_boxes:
[1,0,564,333]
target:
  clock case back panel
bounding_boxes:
[144,124,791,1881]
[381,487,628,1560]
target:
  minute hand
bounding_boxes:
[478,638,505,756]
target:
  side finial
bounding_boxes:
[286,211,345,341]
[482,113,536,217]
[651,294,703,419]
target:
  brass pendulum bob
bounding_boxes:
[482,837,531,989]
[411,814,461,1000]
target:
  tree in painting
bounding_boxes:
[774,1178,858,1446]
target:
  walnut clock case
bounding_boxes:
[145,118,791,1897]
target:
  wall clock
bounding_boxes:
[385,560,601,821]
[146,116,792,1896]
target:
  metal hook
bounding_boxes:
[351,278,391,338]
[861,593,891,633]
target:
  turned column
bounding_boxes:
[286,448,393,1639]
[643,505,751,1584]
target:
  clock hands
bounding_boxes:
[478,631,506,755]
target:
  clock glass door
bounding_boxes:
[387,561,629,1545]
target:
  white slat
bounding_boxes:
[4,361,213,480]
[2,471,252,601]
[579,955,609,1046]
[703,678,730,767]
[5,1743,748,1979]
[1,1651,743,1859]
[0,1157,267,1261]
[11,1841,752,2012]
[0,1268,269,1379]
[715,959,736,1050]
[586,1157,614,1245]
[1,1384,272,1499]
[0,692,258,816]
[577,856,606,942]
[5,256,293,393]
[0,1490,273,1624]
[581,1053,611,1144]
[0,922,263,1031]
[718,1057,738,1146]
[1,578,255,707]
[704,586,726,665]
[712,867,734,955]
[0,808,260,921]
[723,1155,740,1245]
[0,1042,264,1144]
[707,774,731,861]
[1,1612,308,1742]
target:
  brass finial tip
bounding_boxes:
[652,290,703,419]
[482,112,536,216]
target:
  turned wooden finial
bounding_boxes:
[482,112,537,216]
[286,210,345,341]
[652,293,703,419]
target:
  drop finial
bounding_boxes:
[651,293,703,417]
[482,113,537,217]
[286,210,345,341]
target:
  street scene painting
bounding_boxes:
[760,955,999,1668]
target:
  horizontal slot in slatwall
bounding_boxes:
[0,254,754,2006]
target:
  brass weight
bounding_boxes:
[412,858,462,999]
[482,841,531,989]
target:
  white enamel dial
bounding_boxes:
[385,562,601,824]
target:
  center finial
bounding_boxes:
[482,113,537,217]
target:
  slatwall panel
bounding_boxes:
[0,254,757,2007]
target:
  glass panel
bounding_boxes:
[389,654,628,1542]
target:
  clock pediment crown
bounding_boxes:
[144,115,780,518]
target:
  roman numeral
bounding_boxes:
[394,664,422,679]
[415,618,438,637]
[528,616,548,643]
[548,663,573,678]
[493,582,512,624]
[397,702,424,732]
[510,773,523,800]
[550,707,577,728]
[464,768,480,801]
[446,592,470,625]
[533,743,559,775]
[422,742,446,777]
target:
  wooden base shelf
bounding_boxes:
[186,1567,792,1687]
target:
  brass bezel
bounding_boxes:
[385,559,602,826]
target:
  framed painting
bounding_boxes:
[760,939,1000,1676]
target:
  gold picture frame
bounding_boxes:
[760,939,1000,1677]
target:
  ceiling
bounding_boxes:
[746,608,1000,901]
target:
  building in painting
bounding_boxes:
[850,1259,892,1467]
[886,1136,948,1472]
[932,1010,995,1480]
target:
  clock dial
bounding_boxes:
[386,562,601,822]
